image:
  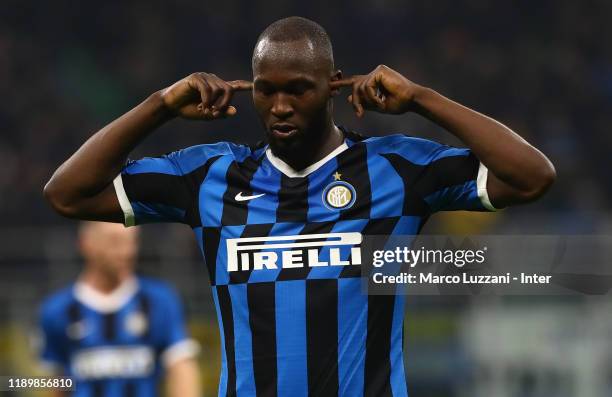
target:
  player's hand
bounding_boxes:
[160,72,252,120]
[329,65,421,118]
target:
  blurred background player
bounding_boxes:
[37,221,201,397]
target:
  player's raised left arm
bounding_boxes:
[331,65,556,208]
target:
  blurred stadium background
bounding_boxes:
[1,1,612,396]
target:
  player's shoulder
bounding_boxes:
[39,285,76,318]
[137,276,182,303]
[360,132,439,150]
[170,141,260,162]
[124,140,264,176]
[359,132,469,164]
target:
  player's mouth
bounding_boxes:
[270,123,298,139]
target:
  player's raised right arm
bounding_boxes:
[43,73,252,222]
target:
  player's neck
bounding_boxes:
[80,267,132,294]
[280,123,344,171]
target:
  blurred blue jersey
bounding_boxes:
[114,129,496,397]
[39,276,199,397]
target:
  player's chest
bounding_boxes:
[200,152,404,227]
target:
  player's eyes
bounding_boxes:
[254,83,275,96]
[287,87,307,96]
[254,81,313,97]
[287,82,313,96]
[255,88,274,96]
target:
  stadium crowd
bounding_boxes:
[1,0,611,228]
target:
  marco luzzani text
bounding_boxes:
[371,246,552,285]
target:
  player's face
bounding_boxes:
[79,222,140,276]
[252,39,335,156]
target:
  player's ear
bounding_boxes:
[330,70,342,97]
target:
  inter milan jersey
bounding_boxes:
[113,130,497,397]
[39,277,199,397]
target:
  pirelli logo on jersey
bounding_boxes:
[226,232,362,272]
[71,346,155,379]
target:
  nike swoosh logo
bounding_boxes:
[235,192,266,202]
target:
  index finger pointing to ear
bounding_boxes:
[228,80,253,91]
[329,77,358,89]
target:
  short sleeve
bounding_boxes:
[380,135,498,213]
[413,144,498,212]
[156,287,200,368]
[114,144,229,227]
[38,305,68,371]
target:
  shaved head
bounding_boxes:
[251,17,343,169]
[79,221,140,275]
[252,16,334,73]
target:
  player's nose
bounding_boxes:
[270,93,294,119]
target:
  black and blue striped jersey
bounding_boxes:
[113,129,496,397]
[38,276,199,397]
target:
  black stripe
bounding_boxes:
[380,154,432,216]
[417,214,431,234]
[276,174,309,222]
[92,381,104,397]
[415,153,480,197]
[276,221,336,281]
[221,157,264,226]
[138,292,151,339]
[229,223,275,284]
[217,286,237,397]
[122,155,220,227]
[339,217,400,279]
[248,282,277,397]
[203,227,222,285]
[102,312,116,341]
[124,381,136,397]
[306,279,339,396]
[358,216,401,397]
[67,300,80,322]
[364,294,396,397]
[67,301,81,348]
[382,152,479,213]
[336,142,372,220]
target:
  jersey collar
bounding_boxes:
[74,276,139,313]
[266,140,349,178]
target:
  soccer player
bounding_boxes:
[43,16,555,397]
[38,221,201,397]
